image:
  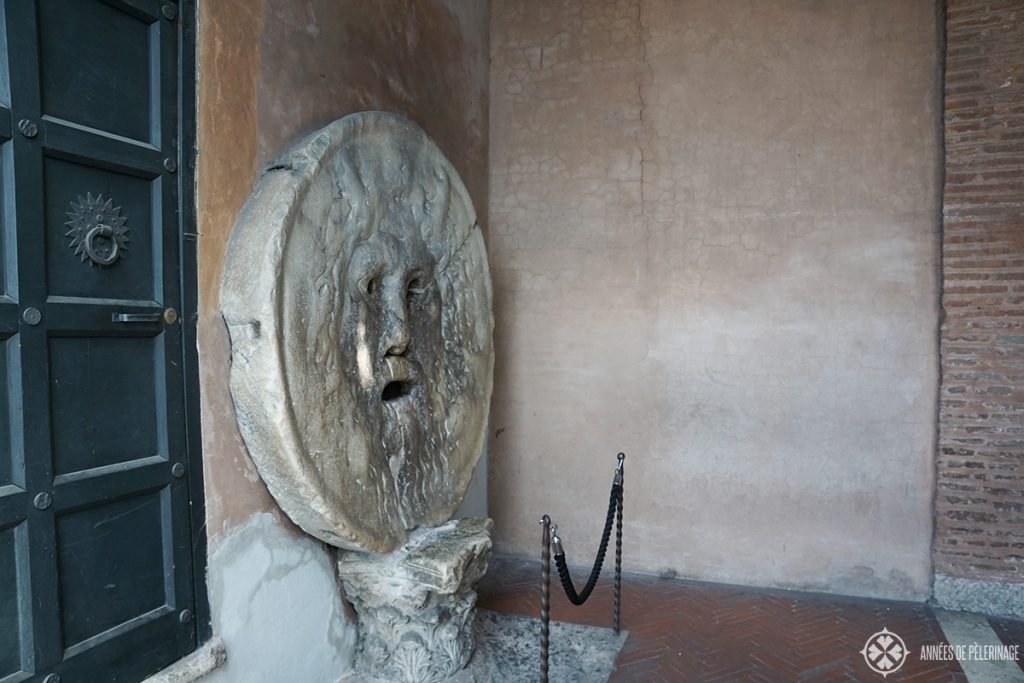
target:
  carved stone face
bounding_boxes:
[221,113,493,552]
[341,225,442,489]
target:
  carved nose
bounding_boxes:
[383,305,410,357]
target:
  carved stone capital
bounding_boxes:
[338,518,493,683]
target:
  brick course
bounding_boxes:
[936,0,1024,582]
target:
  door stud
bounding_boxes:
[17,119,37,138]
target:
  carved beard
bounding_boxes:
[376,348,450,529]
[338,274,447,531]
[380,385,429,522]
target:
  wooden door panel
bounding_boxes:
[0,141,9,297]
[0,6,8,110]
[57,610,188,683]
[43,158,160,303]
[37,0,158,145]
[56,489,168,649]
[1,114,13,382]
[0,524,22,677]
[0,339,11,486]
[49,336,162,475]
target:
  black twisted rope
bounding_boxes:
[614,465,623,633]
[553,482,621,605]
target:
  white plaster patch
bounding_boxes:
[203,513,356,683]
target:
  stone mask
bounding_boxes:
[221,112,493,553]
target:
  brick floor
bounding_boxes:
[478,556,974,682]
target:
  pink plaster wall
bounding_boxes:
[488,0,942,600]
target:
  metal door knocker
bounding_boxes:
[65,193,130,267]
[84,224,119,266]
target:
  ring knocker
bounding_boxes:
[65,193,130,268]
[84,224,119,266]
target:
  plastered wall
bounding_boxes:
[195,1,489,679]
[488,0,942,600]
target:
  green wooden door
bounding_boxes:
[0,1,201,681]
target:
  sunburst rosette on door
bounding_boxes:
[65,192,130,267]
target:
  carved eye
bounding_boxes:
[363,277,376,295]
[407,277,425,298]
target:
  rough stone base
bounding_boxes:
[340,609,628,683]
[337,517,493,683]
[933,574,1024,621]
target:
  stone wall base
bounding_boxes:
[932,575,1024,621]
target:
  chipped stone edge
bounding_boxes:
[932,574,1024,621]
[141,637,227,683]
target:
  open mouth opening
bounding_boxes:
[382,380,414,403]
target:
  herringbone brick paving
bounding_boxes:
[478,556,976,682]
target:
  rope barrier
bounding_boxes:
[538,452,625,682]
[552,482,620,605]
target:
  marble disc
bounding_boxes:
[221,112,493,552]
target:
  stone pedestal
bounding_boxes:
[338,518,493,683]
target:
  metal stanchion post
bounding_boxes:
[540,452,625,675]
[613,452,624,634]
[540,514,552,683]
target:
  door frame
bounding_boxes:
[178,0,211,645]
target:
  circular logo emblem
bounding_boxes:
[861,627,908,677]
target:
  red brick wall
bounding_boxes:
[936,0,1024,582]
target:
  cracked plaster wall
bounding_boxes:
[196,1,489,679]
[488,0,942,600]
